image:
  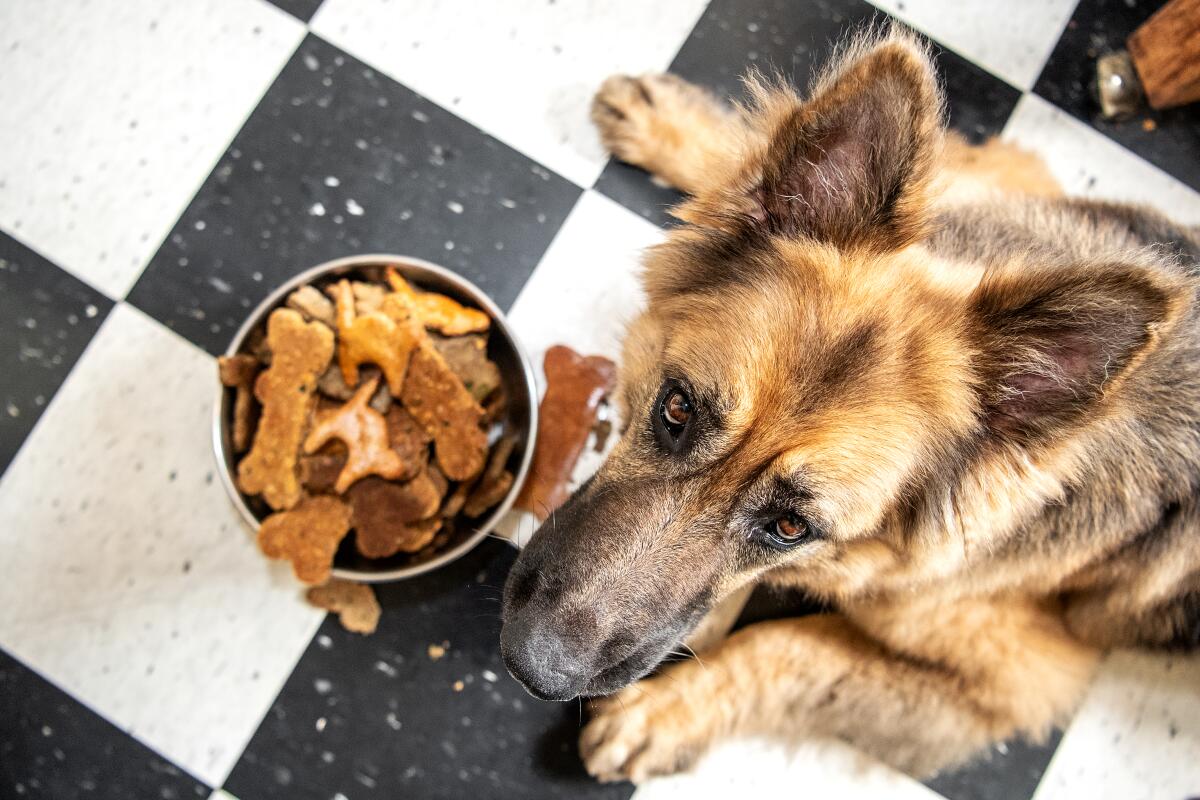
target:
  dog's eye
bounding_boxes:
[766,514,808,547]
[660,388,693,435]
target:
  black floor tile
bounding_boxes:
[924,730,1063,800]
[0,234,112,477]
[265,0,324,23]
[594,0,1021,226]
[592,161,685,230]
[129,34,581,356]
[0,648,209,800]
[1034,0,1200,192]
[224,538,633,800]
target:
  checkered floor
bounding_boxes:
[2,0,1199,798]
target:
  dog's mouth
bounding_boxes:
[577,635,678,698]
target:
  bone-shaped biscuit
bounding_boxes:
[236,309,334,510]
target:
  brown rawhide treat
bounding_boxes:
[431,334,501,403]
[387,267,490,335]
[306,579,381,635]
[218,354,259,453]
[516,345,616,520]
[299,449,347,494]
[334,279,419,395]
[257,495,352,584]
[286,285,335,327]
[304,375,418,493]
[401,341,488,481]
[348,475,445,557]
[237,309,334,510]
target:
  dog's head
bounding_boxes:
[501,31,1187,701]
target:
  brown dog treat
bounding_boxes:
[304,375,419,493]
[464,470,514,518]
[317,363,358,400]
[385,405,433,466]
[387,268,490,335]
[286,285,336,327]
[245,327,272,365]
[306,579,381,635]
[401,341,488,481]
[516,345,616,520]
[441,481,472,518]
[218,354,260,453]
[237,309,334,510]
[368,381,392,415]
[352,281,387,315]
[334,279,419,395]
[348,475,445,557]
[299,449,347,493]
[428,463,450,501]
[257,495,352,584]
[432,334,501,403]
[482,386,508,425]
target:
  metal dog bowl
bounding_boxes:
[213,254,537,582]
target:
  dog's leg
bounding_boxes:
[591,74,750,195]
[580,595,1098,783]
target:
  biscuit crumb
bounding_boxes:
[452,680,464,692]
[428,643,447,660]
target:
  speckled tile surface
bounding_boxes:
[223,538,633,800]
[1031,651,1200,800]
[128,33,580,356]
[0,648,211,799]
[0,304,324,787]
[0,232,112,475]
[264,0,324,23]
[1033,0,1200,193]
[1003,93,1200,224]
[0,0,304,298]
[595,0,1021,228]
[311,0,709,188]
[865,0,1077,89]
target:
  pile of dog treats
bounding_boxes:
[219,267,515,633]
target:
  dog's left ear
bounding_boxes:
[688,30,943,250]
[969,262,1189,444]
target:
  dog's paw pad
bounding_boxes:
[579,681,706,783]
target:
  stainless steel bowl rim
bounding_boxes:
[211,253,538,583]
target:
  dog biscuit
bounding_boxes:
[387,267,490,335]
[218,353,259,453]
[334,279,419,395]
[401,340,488,481]
[237,308,334,510]
[258,495,352,585]
[306,579,381,635]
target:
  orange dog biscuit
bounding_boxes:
[334,279,419,394]
[303,375,418,493]
[306,579,381,635]
[387,268,490,336]
[258,495,352,585]
[237,309,334,510]
[401,340,488,481]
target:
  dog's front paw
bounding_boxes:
[591,74,662,168]
[579,666,720,783]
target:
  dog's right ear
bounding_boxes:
[679,28,943,252]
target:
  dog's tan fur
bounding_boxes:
[500,27,1200,784]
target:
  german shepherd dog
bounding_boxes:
[500,26,1200,783]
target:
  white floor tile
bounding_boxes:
[311,0,708,188]
[632,736,944,800]
[0,304,324,787]
[0,0,304,298]
[865,0,1076,90]
[1032,650,1200,800]
[1003,93,1200,225]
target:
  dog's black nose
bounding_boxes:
[500,607,594,701]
